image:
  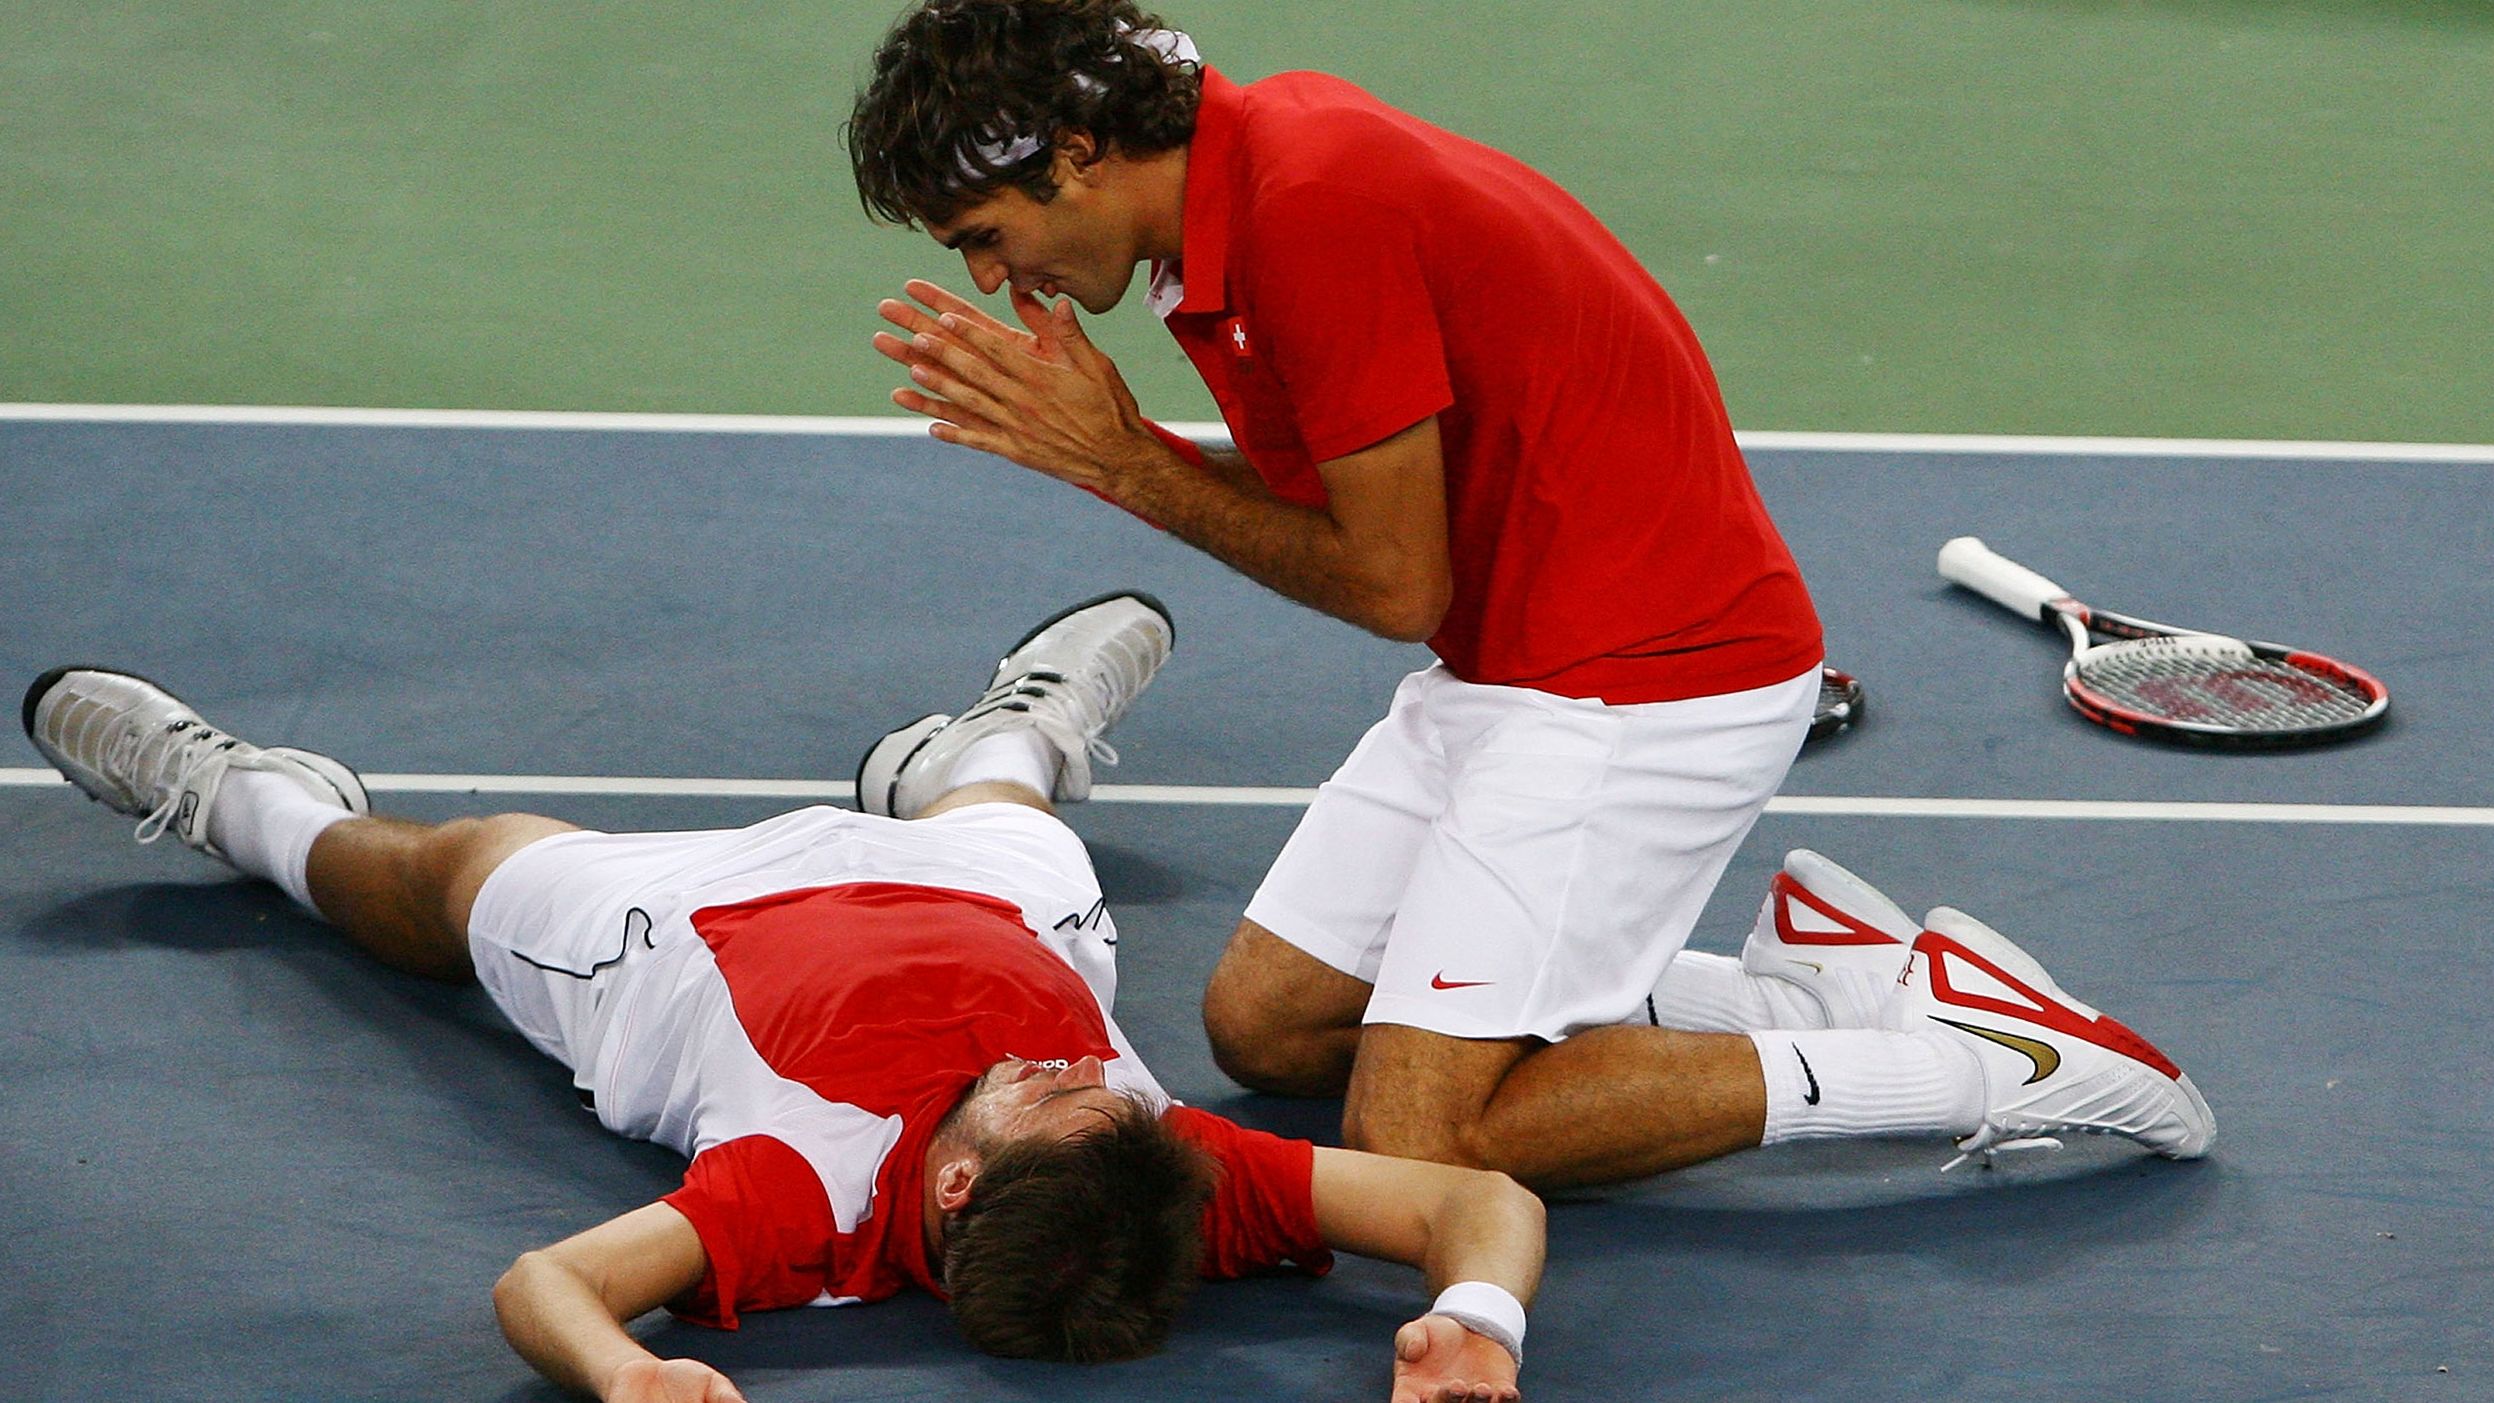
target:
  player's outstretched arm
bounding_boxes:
[493,1202,746,1402]
[1309,1147,1545,1402]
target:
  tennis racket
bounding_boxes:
[1807,665,1865,745]
[1937,536,2388,748]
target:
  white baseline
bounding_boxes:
[2,768,2490,825]
[4,402,2492,463]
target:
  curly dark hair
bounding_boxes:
[940,1095,1218,1362]
[847,0,1203,227]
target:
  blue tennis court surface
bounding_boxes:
[4,415,2489,1400]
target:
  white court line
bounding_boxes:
[1734,429,2494,464]
[1761,796,2494,826]
[5,402,2492,462]
[4,767,2490,824]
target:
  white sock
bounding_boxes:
[206,768,354,917]
[948,729,1058,796]
[1644,951,1831,1032]
[1751,1029,1985,1144]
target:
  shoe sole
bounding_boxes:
[854,712,947,818]
[24,663,195,809]
[24,663,172,741]
[1002,589,1175,658]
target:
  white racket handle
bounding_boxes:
[1937,536,2070,622]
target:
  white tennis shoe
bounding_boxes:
[22,666,368,861]
[856,592,1174,819]
[1890,906,2215,1170]
[1738,849,1921,1028]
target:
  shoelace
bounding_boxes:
[989,630,1157,764]
[1940,1131,2064,1174]
[130,722,239,846]
[977,675,1121,770]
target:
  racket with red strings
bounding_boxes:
[1937,536,2387,748]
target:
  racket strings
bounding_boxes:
[2074,639,2374,730]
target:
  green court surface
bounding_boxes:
[3,1,2488,442]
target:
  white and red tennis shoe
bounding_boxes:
[1738,849,1921,1028]
[1891,906,2215,1170]
[22,666,367,860]
[856,591,1174,819]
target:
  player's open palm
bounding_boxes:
[1390,1314,1522,1403]
[604,1356,748,1403]
[879,279,1154,496]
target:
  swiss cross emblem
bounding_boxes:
[1224,316,1251,359]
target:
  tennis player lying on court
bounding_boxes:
[21,593,1542,1403]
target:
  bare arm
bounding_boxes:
[1186,441,1268,496]
[1311,1146,1546,1403]
[493,1202,748,1403]
[876,281,1453,642]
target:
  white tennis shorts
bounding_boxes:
[1244,662,1818,1042]
[464,803,1131,1094]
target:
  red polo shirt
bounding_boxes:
[1153,69,1820,704]
[655,882,1333,1328]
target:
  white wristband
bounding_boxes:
[1428,1281,1527,1366]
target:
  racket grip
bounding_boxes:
[1937,536,2070,621]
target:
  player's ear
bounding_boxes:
[1054,130,1101,178]
[933,1154,982,1213]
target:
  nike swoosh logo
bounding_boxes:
[1430,973,1493,990]
[1795,1047,1821,1105]
[1935,1017,2061,1085]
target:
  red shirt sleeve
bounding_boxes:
[1164,1106,1335,1280]
[1240,183,1454,464]
[660,1135,846,1328]
[1144,418,1210,468]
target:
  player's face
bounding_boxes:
[959,1055,1125,1148]
[925,184,1140,315]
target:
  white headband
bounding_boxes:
[958,27,1199,179]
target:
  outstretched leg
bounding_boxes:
[22,664,578,982]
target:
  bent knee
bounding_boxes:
[1203,1003,1335,1095]
[1340,1100,1495,1170]
[1202,925,1367,1095]
[1199,954,1277,1060]
[1340,1025,1535,1171]
[1202,979,1339,1093]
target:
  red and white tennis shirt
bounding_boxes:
[574,880,1329,1328]
[1151,68,1822,704]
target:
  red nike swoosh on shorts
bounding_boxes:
[1430,973,1493,990]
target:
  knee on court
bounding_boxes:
[1200,963,1295,1083]
[1201,923,1364,1086]
[1339,1096,1493,1170]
